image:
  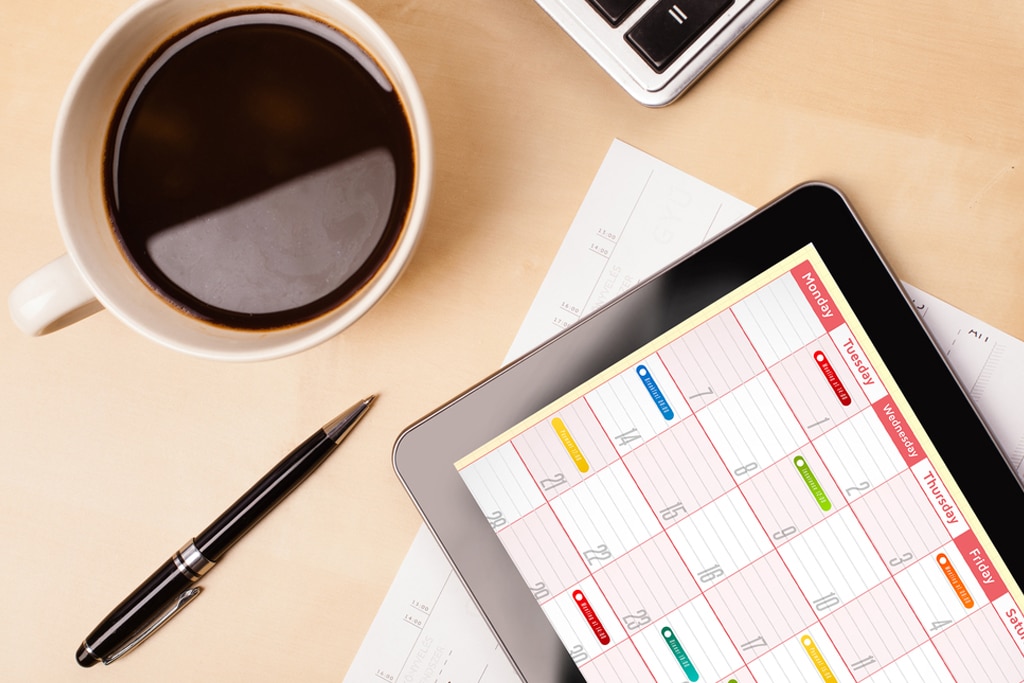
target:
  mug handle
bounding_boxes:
[9,254,104,335]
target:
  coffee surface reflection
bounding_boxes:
[106,9,415,329]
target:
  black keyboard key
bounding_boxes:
[625,0,734,72]
[585,0,644,26]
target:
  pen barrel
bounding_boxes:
[195,430,337,561]
[78,558,194,666]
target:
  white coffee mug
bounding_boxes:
[9,0,431,361]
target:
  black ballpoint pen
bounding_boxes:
[75,395,376,667]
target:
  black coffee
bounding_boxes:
[105,9,415,330]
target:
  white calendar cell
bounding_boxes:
[587,356,689,455]
[577,641,652,683]
[455,254,1024,683]
[776,508,891,617]
[549,461,662,569]
[622,415,734,527]
[722,666,756,682]
[459,442,545,528]
[541,576,628,660]
[862,643,955,682]
[697,372,807,480]
[666,488,773,588]
[813,410,906,502]
[731,274,825,367]
[932,608,1024,681]
[894,543,985,634]
[633,596,744,683]
[659,310,765,410]
[995,593,1024,658]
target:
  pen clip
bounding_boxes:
[103,587,202,665]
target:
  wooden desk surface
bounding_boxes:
[1,0,1021,679]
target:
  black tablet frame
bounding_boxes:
[393,182,1023,682]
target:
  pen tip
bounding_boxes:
[323,395,377,442]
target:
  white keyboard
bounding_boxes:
[534,0,782,106]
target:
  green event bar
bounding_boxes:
[794,455,832,511]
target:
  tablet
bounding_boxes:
[393,183,1024,682]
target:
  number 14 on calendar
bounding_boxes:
[457,250,1024,682]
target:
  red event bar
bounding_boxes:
[814,350,852,406]
[572,589,610,645]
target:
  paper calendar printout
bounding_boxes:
[455,246,1024,683]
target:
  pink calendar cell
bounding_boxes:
[819,579,928,680]
[812,410,907,503]
[512,399,622,499]
[633,596,745,683]
[548,461,663,569]
[455,254,1024,683]
[695,372,807,480]
[704,553,817,663]
[768,341,868,437]
[849,470,950,574]
[744,625,849,683]
[586,356,690,455]
[739,445,844,548]
[776,508,891,617]
[932,607,1024,681]
[622,415,735,527]
[495,504,589,601]
[666,488,773,588]
[730,272,827,367]
[592,534,700,633]
[578,640,654,682]
[659,310,765,410]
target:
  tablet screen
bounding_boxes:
[454,244,1024,682]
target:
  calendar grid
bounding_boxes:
[505,429,673,678]
[457,251,1024,682]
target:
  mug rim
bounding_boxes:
[50,0,432,361]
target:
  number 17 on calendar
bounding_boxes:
[456,250,1024,682]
